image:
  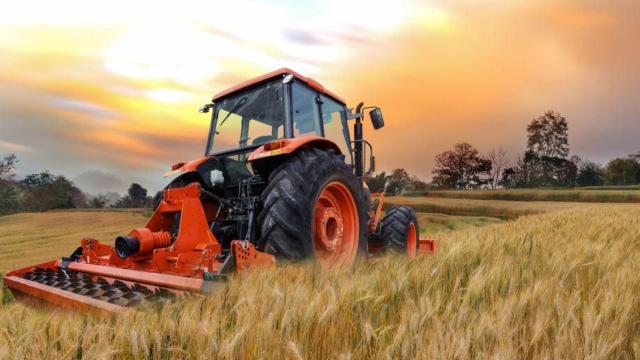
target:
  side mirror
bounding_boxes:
[369,108,384,130]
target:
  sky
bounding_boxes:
[0,0,638,194]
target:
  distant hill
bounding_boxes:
[73,170,127,195]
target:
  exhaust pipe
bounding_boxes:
[115,228,172,259]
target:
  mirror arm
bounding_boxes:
[199,103,214,113]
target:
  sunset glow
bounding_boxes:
[1,0,638,193]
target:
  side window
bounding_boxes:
[291,82,321,136]
[321,96,351,162]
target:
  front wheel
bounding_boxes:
[257,148,367,268]
[380,206,419,257]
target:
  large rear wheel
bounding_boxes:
[257,148,367,267]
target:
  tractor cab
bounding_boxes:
[201,68,383,180]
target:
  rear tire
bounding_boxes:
[257,148,367,267]
[380,206,419,257]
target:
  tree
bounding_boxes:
[128,183,148,207]
[487,148,508,189]
[0,154,18,180]
[89,195,108,208]
[499,167,518,189]
[432,142,492,189]
[20,172,85,211]
[511,110,573,187]
[555,156,579,187]
[604,158,640,185]
[21,172,56,188]
[410,177,429,192]
[364,172,387,193]
[386,169,413,195]
[114,183,152,208]
[0,154,20,214]
[527,111,569,159]
[500,153,535,189]
[0,179,20,214]
[576,161,605,187]
[364,170,429,195]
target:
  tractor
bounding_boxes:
[4,69,436,313]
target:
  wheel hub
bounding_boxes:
[315,207,344,251]
[312,181,359,267]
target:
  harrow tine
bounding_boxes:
[7,265,180,311]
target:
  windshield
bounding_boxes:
[207,80,285,154]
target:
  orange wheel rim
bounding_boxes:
[406,222,417,258]
[312,181,358,268]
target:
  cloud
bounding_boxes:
[49,97,117,119]
[0,140,35,153]
[282,29,327,46]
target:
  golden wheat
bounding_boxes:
[386,196,606,218]
[0,205,639,359]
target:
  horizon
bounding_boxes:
[1,0,639,194]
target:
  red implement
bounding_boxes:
[3,183,276,313]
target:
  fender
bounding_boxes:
[165,156,211,178]
[248,135,341,162]
[163,156,221,191]
[248,136,342,179]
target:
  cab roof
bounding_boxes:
[212,68,346,105]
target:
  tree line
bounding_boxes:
[431,111,640,190]
[0,154,155,215]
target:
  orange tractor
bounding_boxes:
[4,69,436,313]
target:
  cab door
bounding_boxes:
[289,80,352,163]
[319,95,352,163]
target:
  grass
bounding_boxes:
[1,206,640,358]
[577,184,640,190]
[426,188,640,203]
[416,213,503,235]
[0,211,146,273]
[386,197,601,219]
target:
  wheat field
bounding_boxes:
[1,205,639,359]
[426,188,640,203]
[385,196,602,219]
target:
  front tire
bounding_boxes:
[257,148,367,267]
[380,206,419,257]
